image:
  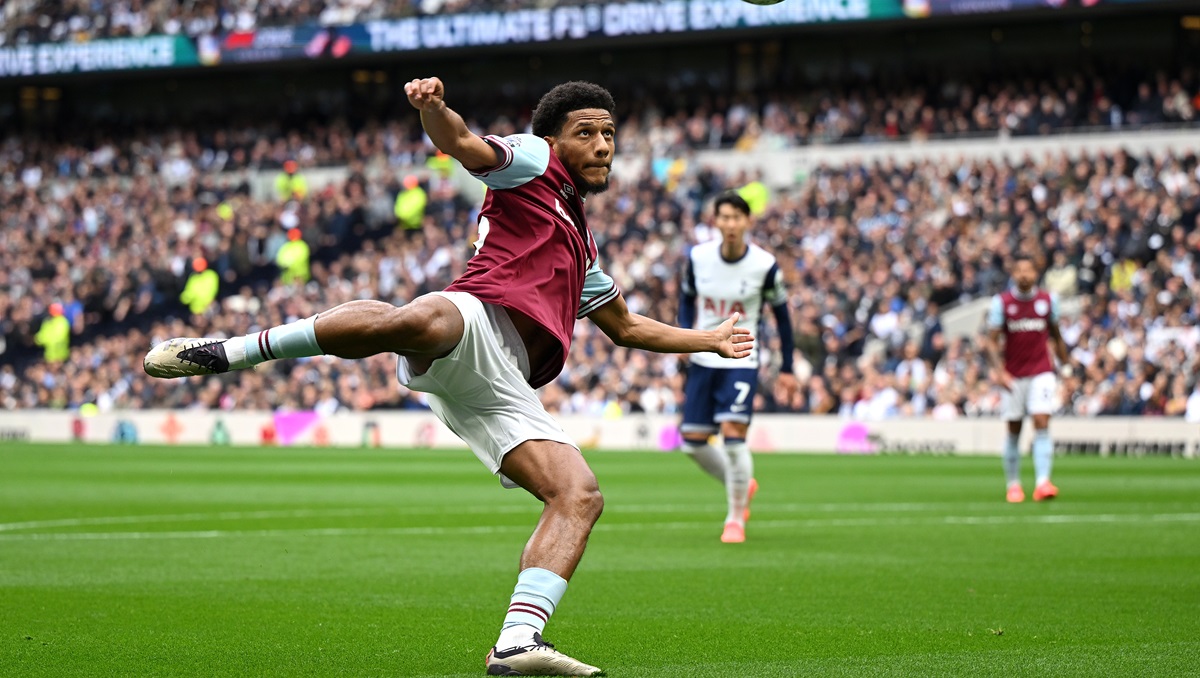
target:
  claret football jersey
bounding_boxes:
[987,288,1058,378]
[445,134,619,388]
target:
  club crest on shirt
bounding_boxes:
[1034,299,1049,316]
[1007,304,1019,316]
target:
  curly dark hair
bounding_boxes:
[530,82,616,138]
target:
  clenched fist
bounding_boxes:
[405,78,445,111]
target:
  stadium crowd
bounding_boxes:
[3,117,1199,420]
[622,70,1199,151]
[2,68,1198,189]
[0,0,676,45]
[2,0,412,45]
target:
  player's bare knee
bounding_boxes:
[720,422,748,439]
[546,477,603,524]
[575,487,604,525]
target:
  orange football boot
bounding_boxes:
[720,521,745,543]
[1006,484,1025,503]
[1033,481,1059,502]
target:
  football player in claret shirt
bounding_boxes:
[678,191,797,544]
[144,78,754,676]
[983,254,1072,504]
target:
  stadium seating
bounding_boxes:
[2,71,1196,178]
[0,0,696,45]
[3,108,1197,419]
[2,0,386,44]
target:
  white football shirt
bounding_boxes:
[682,240,787,369]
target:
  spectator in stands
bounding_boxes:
[1186,382,1200,424]
[275,160,309,202]
[4,115,1199,421]
[34,303,70,364]
[180,257,220,316]
[1164,378,1191,418]
[1129,83,1164,127]
[393,175,427,231]
[1043,250,1079,298]
[930,390,961,421]
[276,229,312,285]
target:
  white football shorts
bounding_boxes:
[1002,371,1058,421]
[396,291,576,488]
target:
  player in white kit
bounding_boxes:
[678,191,798,543]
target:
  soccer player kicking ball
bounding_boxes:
[677,191,797,543]
[983,254,1072,504]
[144,78,753,676]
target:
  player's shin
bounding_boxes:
[224,316,323,369]
[1033,429,1053,484]
[684,438,728,484]
[724,438,752,526]
[1003,432,1021,486]
[496,567,568,649]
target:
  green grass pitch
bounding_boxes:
[2,444,1198,677]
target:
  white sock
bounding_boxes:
[496,567,568,649]
[224,316,322,369]
[725,438,752,526]
[1033,430,1053,485]
[684,439,727,484]
[1003,433,1021,486]
[496,624,538,652]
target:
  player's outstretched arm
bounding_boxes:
[983,296,1013,389]
[983,328,1013,389]
[769,301,800,399]
[1047,317,1072,374]
[587,293,754,358]
[404,77,499,172]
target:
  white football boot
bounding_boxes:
[485,633,602,676]
[143,338,231,378]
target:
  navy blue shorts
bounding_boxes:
[681,364,758,434]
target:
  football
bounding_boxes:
[742,0,785,4]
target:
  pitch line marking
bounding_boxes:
[4,496,1195,535]
[0,508,390,532]
[2,501,1196,533]
[1,513,1198,542]
[0,503,998,532]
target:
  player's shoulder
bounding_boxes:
[473,134,552,189]
[987,293,1007,323]
[689,240,722,262]
[485,133,548,152]
[745,242,778,268]
[1036,289,1058,318]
